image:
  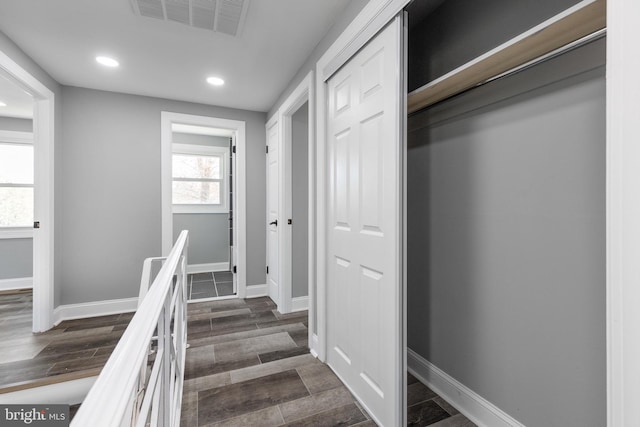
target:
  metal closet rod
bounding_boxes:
[406,0,607,114]
[483,29,606,89]
[412,28,608,113]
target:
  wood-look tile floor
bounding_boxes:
[0,290,474,426]
[181,297,476,427]
[0,290,132,387]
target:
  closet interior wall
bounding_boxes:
[405,0,606,426]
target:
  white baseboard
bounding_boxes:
[310,334,320,359]
[0,277,32,292]
[291,296,309,312]
[245,284,268,298]
[53,297,138,326]
[407,349,525,427]
[187,262,229,274]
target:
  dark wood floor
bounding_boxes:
[181,297,475,427]
[0,290,474,426]
[0,290,132,387]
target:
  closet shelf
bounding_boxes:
[407,0,606,114]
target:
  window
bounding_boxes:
[0,132,34,230]
[172,143,229,213]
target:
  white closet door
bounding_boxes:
[266,121,280,305]
[326,17,403,427]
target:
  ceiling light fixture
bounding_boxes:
[0,101,6,107]
[96,56,119,68]
[206,76,225,86]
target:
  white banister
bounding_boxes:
[72,231,189,427]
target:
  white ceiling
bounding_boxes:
[0,0,354,112]
[0,72,33,119]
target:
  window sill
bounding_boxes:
[173,205,229,214]
[0,228,33,239]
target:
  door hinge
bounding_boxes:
[233,265,237,274]
[266,145,269,154]
[266,266,269,274]
[232,146,236,154]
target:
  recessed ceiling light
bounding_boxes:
[206,76,225,86]
[96,56,119,68]
[0,101,6,107]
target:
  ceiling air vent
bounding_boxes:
[130,0,250,37]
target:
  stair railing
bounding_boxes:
[72,230,189,427]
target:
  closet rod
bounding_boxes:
[486,28,606,86]
[407,0,606,114]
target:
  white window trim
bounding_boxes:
[0,130,33,145]
[171,143,230,214]
[0,227,33,239]
[0,130,34,237]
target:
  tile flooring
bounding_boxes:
[189,271,235,301]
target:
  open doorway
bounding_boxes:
[0,52,55,333]
[0,71,35,339]
[161,112,247,300]
[171,124,236,301]
[289,102,309,311]
[265,72,317,355]
[0,71,34,286]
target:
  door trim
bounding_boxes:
[274,72,317,352]
[265,115,279,306]
[0,50,56,332]
[606,1,640,425]
[160,112,247,297]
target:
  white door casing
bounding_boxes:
[276,71,315,317]
[266,119,280,306]
[326,18,404,427]
[0,50,56,332]
[161,112,247,297]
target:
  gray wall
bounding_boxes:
[0,239,32,280]
[172,133,231,266]
[407,0,580,91]
[0,117,33,280]
[173,214,229,265]
[60,86,266,305]
[268,0,368,117]
[407,39,606,427]
[0,117,32,132]
[291,103,309,298]
[0,31,62,304]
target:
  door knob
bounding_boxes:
[269,220,278,226]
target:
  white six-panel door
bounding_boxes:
[326,18,403,426]
[266,120,280,305]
